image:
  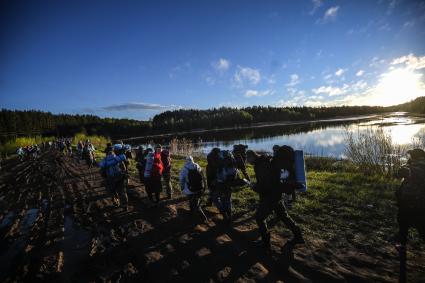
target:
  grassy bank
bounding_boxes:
[126,154,424,254]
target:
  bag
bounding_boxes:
[161,150,171,170]
[187,168,203,192]
[216,150,238,184]
[151,153,164,177]
[144,154,154,178]
[272,145,296,194]
[252,155,274,193]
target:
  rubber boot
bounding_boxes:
[289,227,305,245]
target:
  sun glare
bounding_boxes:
[369,68,425,106]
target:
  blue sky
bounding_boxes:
[1,0,425,120]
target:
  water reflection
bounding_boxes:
[130,113,425,158]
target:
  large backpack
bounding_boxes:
[101,155,124,180]
[161,150,171,170]
[187,168,204,192]
[272,145,296,194]
[144,153,154,178]
[253,155,275,194]
[216,150,238,184]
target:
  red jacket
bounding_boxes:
[151,152,164,177]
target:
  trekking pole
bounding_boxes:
[399,244,406,283]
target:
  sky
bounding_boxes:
[1,0,425,120]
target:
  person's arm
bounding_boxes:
[179,168,187,191]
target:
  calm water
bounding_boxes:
[130,113,425,158]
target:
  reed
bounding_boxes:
[344,127,405,176]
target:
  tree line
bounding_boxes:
[1,96,424,141]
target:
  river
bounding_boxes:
[129,112,425,158]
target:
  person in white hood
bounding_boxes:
[179,156,207,221]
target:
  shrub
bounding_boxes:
[344,127,404,176]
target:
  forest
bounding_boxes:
[1,96,424,141]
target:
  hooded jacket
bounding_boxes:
[179,156,203,195]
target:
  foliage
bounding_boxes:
[0,136,54,155]
[0,109,152,142]
[73,133,111,150]
[344,127,405,176]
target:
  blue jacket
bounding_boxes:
[99,153,126,178]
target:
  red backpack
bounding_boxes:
[151,152,164,177]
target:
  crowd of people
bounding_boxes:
[16,144,40,161]
[99,141,306,249]
[16,137,305,249]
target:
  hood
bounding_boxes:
[184,156,197,169]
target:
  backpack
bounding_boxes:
[161,150,171,170]
[144,153,154,178]
[253,155,274,194]
[151,152,164,177]
[101,155,124,179]
[187,168,204,192]
[272,145,296,194]
[216,150,238,184]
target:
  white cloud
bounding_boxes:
[312,85,349,96]
[317,6,339,23]
[391,54,425,70]
[234,66,261,86]
[335,68,345,76]
[103,102,181,111]
[213,58,230,72]
[356,70,364,77]
[285,74,300,87]
[309,0,323,15]
[244,89,274,97]
[369,56,386,68]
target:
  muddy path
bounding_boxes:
[0,150,421,282]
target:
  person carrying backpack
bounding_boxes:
[135,146,146,183]
[179,156,208,221]
[233,144,251,182]
[206,148,221,206]
[246,149,304,250]
[161,146,173,199]
[273,144,297,208]
[212,150,238,223]
[144,145,164,205]
[99,144,129,211]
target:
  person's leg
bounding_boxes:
[275,198,304,244]
[212,190,224,214]
[164,171,173,198]
[224,189,232,220]
[255,197,273,248]
[189,194,196,213]
[119,177,129,209]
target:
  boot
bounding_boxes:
[289,228,305,245]
[254,232,271,249]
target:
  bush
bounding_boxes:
[344,127,404,176]
[73,133,110,151]
[0,136,54,155]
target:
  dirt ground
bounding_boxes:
[0,150,424,283]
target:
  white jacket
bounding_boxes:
[179,156,202,195]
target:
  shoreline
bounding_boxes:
[121,112,389,142]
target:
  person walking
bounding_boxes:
[179,156,207,221]
[99,144,129,211]
[161,146,173,199]
[246,149,304,250]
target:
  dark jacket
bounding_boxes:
[253,155,278,196]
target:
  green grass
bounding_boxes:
[126,154,424,252]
